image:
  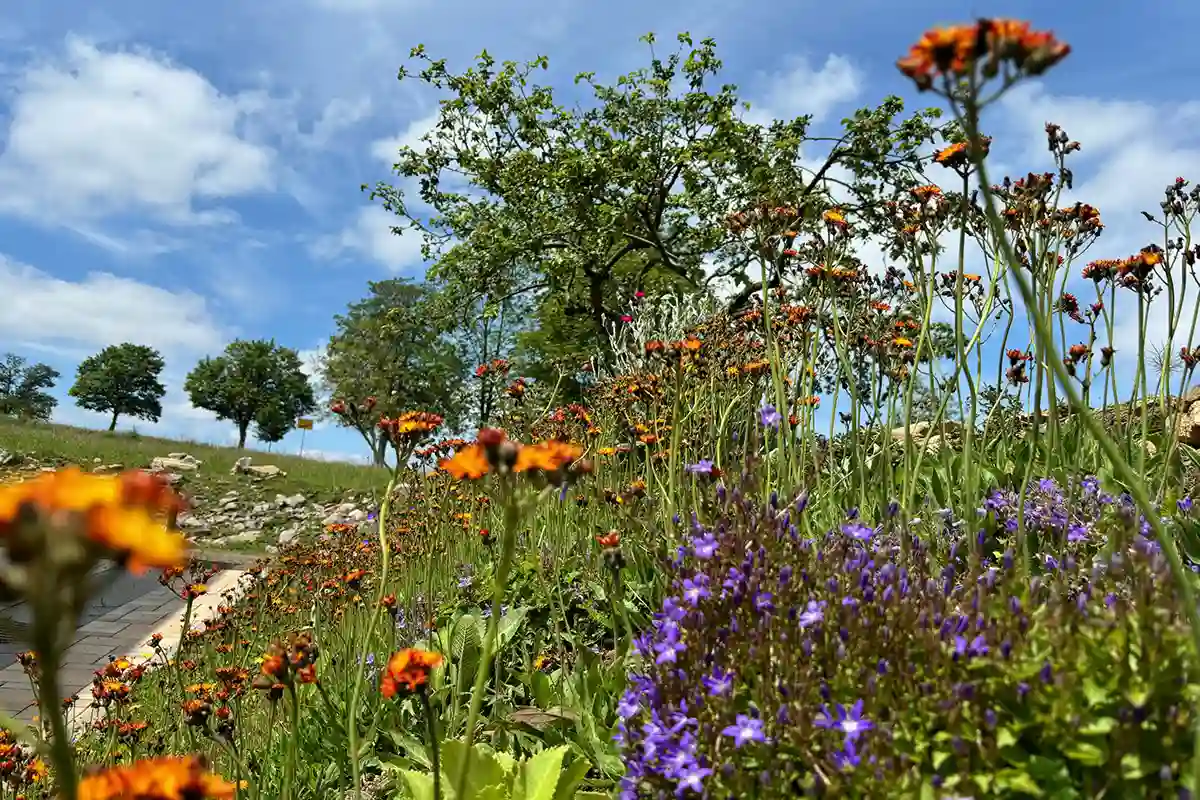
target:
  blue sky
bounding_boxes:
[0,0,1197,462]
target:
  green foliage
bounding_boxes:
[320,278,466,461]
[0,352,59,422]
[67,343,166,431]
[183,339,316,449]
[400,741,589,800]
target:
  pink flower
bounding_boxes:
[621,314,633,323]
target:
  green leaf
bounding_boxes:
[1063,742,1106,767]
[1120,753,1150,780]
[514,746,569,800]
[996,727,1018,749]
[440,740,509,798]
[402,770,437,800]
[551,758,592,800]
[1081,678,1109,706]
[994,769,1043,796]
[497,607,530,652]
[1078,717,1116,736]
[452,614,483,698]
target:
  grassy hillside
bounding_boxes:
[0,416,386,501]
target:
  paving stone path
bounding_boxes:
[0,566,250,729]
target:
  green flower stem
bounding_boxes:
[347,456,403,800]
[420,690,441,800]
[456,489,519,799]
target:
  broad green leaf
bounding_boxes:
[994,769,1043,796]
[452,614,483,698]
[402,770,437,800]
[440,740,509,798]
[497,607,530,652]
[515,746,569,800]
[551,758,592,800]
[1063,741,1106,766]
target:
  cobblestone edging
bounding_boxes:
[0,567,260,735]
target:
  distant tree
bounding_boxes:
[253,400,295,446]
[0,353,60,421]
[184,339,316,448]
[319,278,466,465]
[68,343,167,431]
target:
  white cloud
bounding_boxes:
[312,205,426,271]
[746,54,863,127]
[0,37,275,227]
[371,112,440,164]
[0,254,226,356]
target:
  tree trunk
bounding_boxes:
[237,420,249,449]
[108,410,119,431]
[372,435,388,467]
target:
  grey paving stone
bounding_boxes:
[77,620,130,636]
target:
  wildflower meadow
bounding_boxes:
[5,16,1200,800]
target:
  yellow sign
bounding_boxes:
[297,418,314,430]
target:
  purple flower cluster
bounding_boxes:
[614,477,1200,797]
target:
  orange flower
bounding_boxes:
[897,19,1069,90]
[514,441,583,474]
[380,648,444,698]
[0,467,188,574]
[440,443,489,480]
[77,755,235,800]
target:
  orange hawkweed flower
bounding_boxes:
[514,441,583,474]
[0,467,188,574]
[440,444,489,480]
[76,755,235,800]
[380,648,444,698]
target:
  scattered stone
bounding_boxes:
[92,463,124,474]
[276,493,306,509]
[151,455,200,472]
[231,456,287,479]
[0,450,22,467]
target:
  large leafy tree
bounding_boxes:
[367,34,943,388]
[0,353,59,422]
[184,340,316,449]
[68,343,166,431]
[319,278,466,465]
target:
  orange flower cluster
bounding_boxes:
[77,755,234,800]
[1082,248,1163,291]
[440,428,590,485]
[0,467,188,574]
[380,647,444,697]
[253,633,320,692]
[415,438,470,460]
[378,411,444,444]
[897,19,1070,91]
[0,729,47,789]
[474,358,511,378]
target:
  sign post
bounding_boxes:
[297,418,314,457]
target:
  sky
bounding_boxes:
[0,0,1198,463]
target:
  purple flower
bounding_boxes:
[798,600,826,628]
[814,699,874,741]
[682,575,710,606]
[692,531,718,560]
[654,623,687,665]
[831,738,862,770]
[754,591,775,614]
[686,459,716,476]
[702,666,734,697]
[1179,497,1194,514]
[759,404,782,429]
[842,521,876,541]
[673,762,711,795]
[721,714,767,748]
